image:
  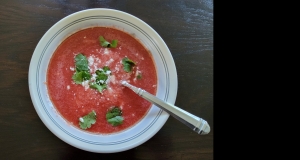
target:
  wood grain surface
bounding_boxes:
[0,0,213,159]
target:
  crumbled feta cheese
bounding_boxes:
[105,70,111,75]
[91,73,97,81]
[114,65,120,72]
[96,57,101,63]
[107,87,113,93]
[81,80,90,90]
[88,56,94,66]
[104,48,109,54]
[67,85,70,90]
[106,58,114,65]
[79,117,84,122]
[109,75,116,84]
[70,67,75,71]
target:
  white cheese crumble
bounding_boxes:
[105,58,114,65]
[67,85,70,90]
[79,117,84,122]
[70,67,75,71]
[95,57,101,63]
[82,80,89,90]
[106,87,113,93]
[114,65,120,72]
[88,56,94,66]
[91,73,97,81]
[104,48,109,54]
[109,75,116,84]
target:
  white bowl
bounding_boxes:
[28,8,177,153]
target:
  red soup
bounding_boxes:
[46,27,157,134]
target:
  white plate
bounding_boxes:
[28,8,177,153]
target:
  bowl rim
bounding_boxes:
[28,8,178,153]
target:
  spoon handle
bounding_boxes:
[122,81,210,135]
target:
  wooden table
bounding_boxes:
[0,0,213,159]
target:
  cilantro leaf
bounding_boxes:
[99,36,118,48]
[106,107,122,119]
[79,110,97,130]
[75,53,89,71]
[90,83,107,93]
[72,53,91,84]
[110,40,118,48]
[95,70,108,83]
[89,66,111,93]
[72,71,84,84]
[72,70,92,84]
[102,66,110,72]
[122,57,136,72]
[107,116,124,126]
[106,107,123,126]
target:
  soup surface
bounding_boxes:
[46,27,157,134]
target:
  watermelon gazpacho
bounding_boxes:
[46,27,157,134]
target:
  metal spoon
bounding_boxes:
[121,81,210,135]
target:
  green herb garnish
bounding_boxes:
[79,110,97,130]
[107,116,124,126]
[89,66,111,93]
[72,71,91,84]
[122,57,136,72]
[99,36,118,48]
[75,53,89,71]
[72,53,91,84]
[90,83,107,93]
[106,106,123,126]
